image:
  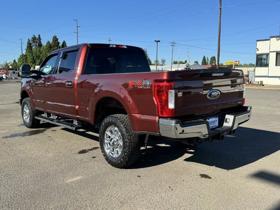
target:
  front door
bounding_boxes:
[32,53,59,111]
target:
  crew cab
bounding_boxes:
[20,43,251,168]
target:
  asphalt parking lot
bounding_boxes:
[0,81,279,210]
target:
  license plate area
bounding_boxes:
[207,117,219,129]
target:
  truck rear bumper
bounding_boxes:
[159,106,252,139]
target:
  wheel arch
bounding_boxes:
[93,96,128,129]
[20,90,30,105]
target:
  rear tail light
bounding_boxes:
[153,81,175,117]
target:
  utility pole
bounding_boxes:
[74,19,80,45]
[217,0,222,68]
[20,38,26,63]
[170,42,176,71]
[108,37,112,44]
[154,40,160,71]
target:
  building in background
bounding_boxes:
[255,36,280,85]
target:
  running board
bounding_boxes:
[35,116,80,131]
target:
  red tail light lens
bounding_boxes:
[153,81,175,117]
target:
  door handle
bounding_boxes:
[65,81,73,88]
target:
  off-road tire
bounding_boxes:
[21,97,40,128]
[99,114,140,168]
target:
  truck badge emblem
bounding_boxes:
[207,89,221,100]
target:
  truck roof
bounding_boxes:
[52,43,143,54]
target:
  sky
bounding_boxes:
[0,0,280,65]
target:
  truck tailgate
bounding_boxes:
[169,69,244,117]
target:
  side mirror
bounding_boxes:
[20,64,31,77]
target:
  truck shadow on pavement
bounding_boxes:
[184,127,280,170]
[132,142,190,169]
[63,127,280,170]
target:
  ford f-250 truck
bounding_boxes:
[20,43,251,168]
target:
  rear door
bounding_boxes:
[44,49,79,117]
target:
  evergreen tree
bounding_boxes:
[51,35,60,50]
[11,60,18,69]
[17,54,27,68]
[37,35,43,48]
[206,57,209,65]
[41,41,52,63]
[60,40,67,48]
[201,56,207,65]
[210,56,217,65]
[45,41,52,53]
[12,35,66,68]
[26,39,35,67]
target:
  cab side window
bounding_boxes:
[40,54,59,75]
[58,50,78,73]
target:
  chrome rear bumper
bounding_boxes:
[159,106,252,139]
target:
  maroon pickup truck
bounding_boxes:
[20,43,251,168]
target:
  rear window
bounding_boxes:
[84,47,150,74]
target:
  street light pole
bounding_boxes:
[170,42,176,71]
[154,40,160,71]
[217,0,222,68]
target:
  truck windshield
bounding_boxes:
[84,47,151,74]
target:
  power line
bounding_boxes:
[74,19,80,45]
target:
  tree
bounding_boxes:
[3,62,10,69]
[210,56,216,65]
[9,35,66,69]
[50,35,60,50]
[45,41,52,53]
[206,57,209,65]
[201,56,207,65]
[26,39,35,67]
[32,35,44,66]
[161,59,166,66]
[11,60,18,69]
[194,61,199,65]
[17,54,27,68]
[37,35,43,48]
[60,40,67,48]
